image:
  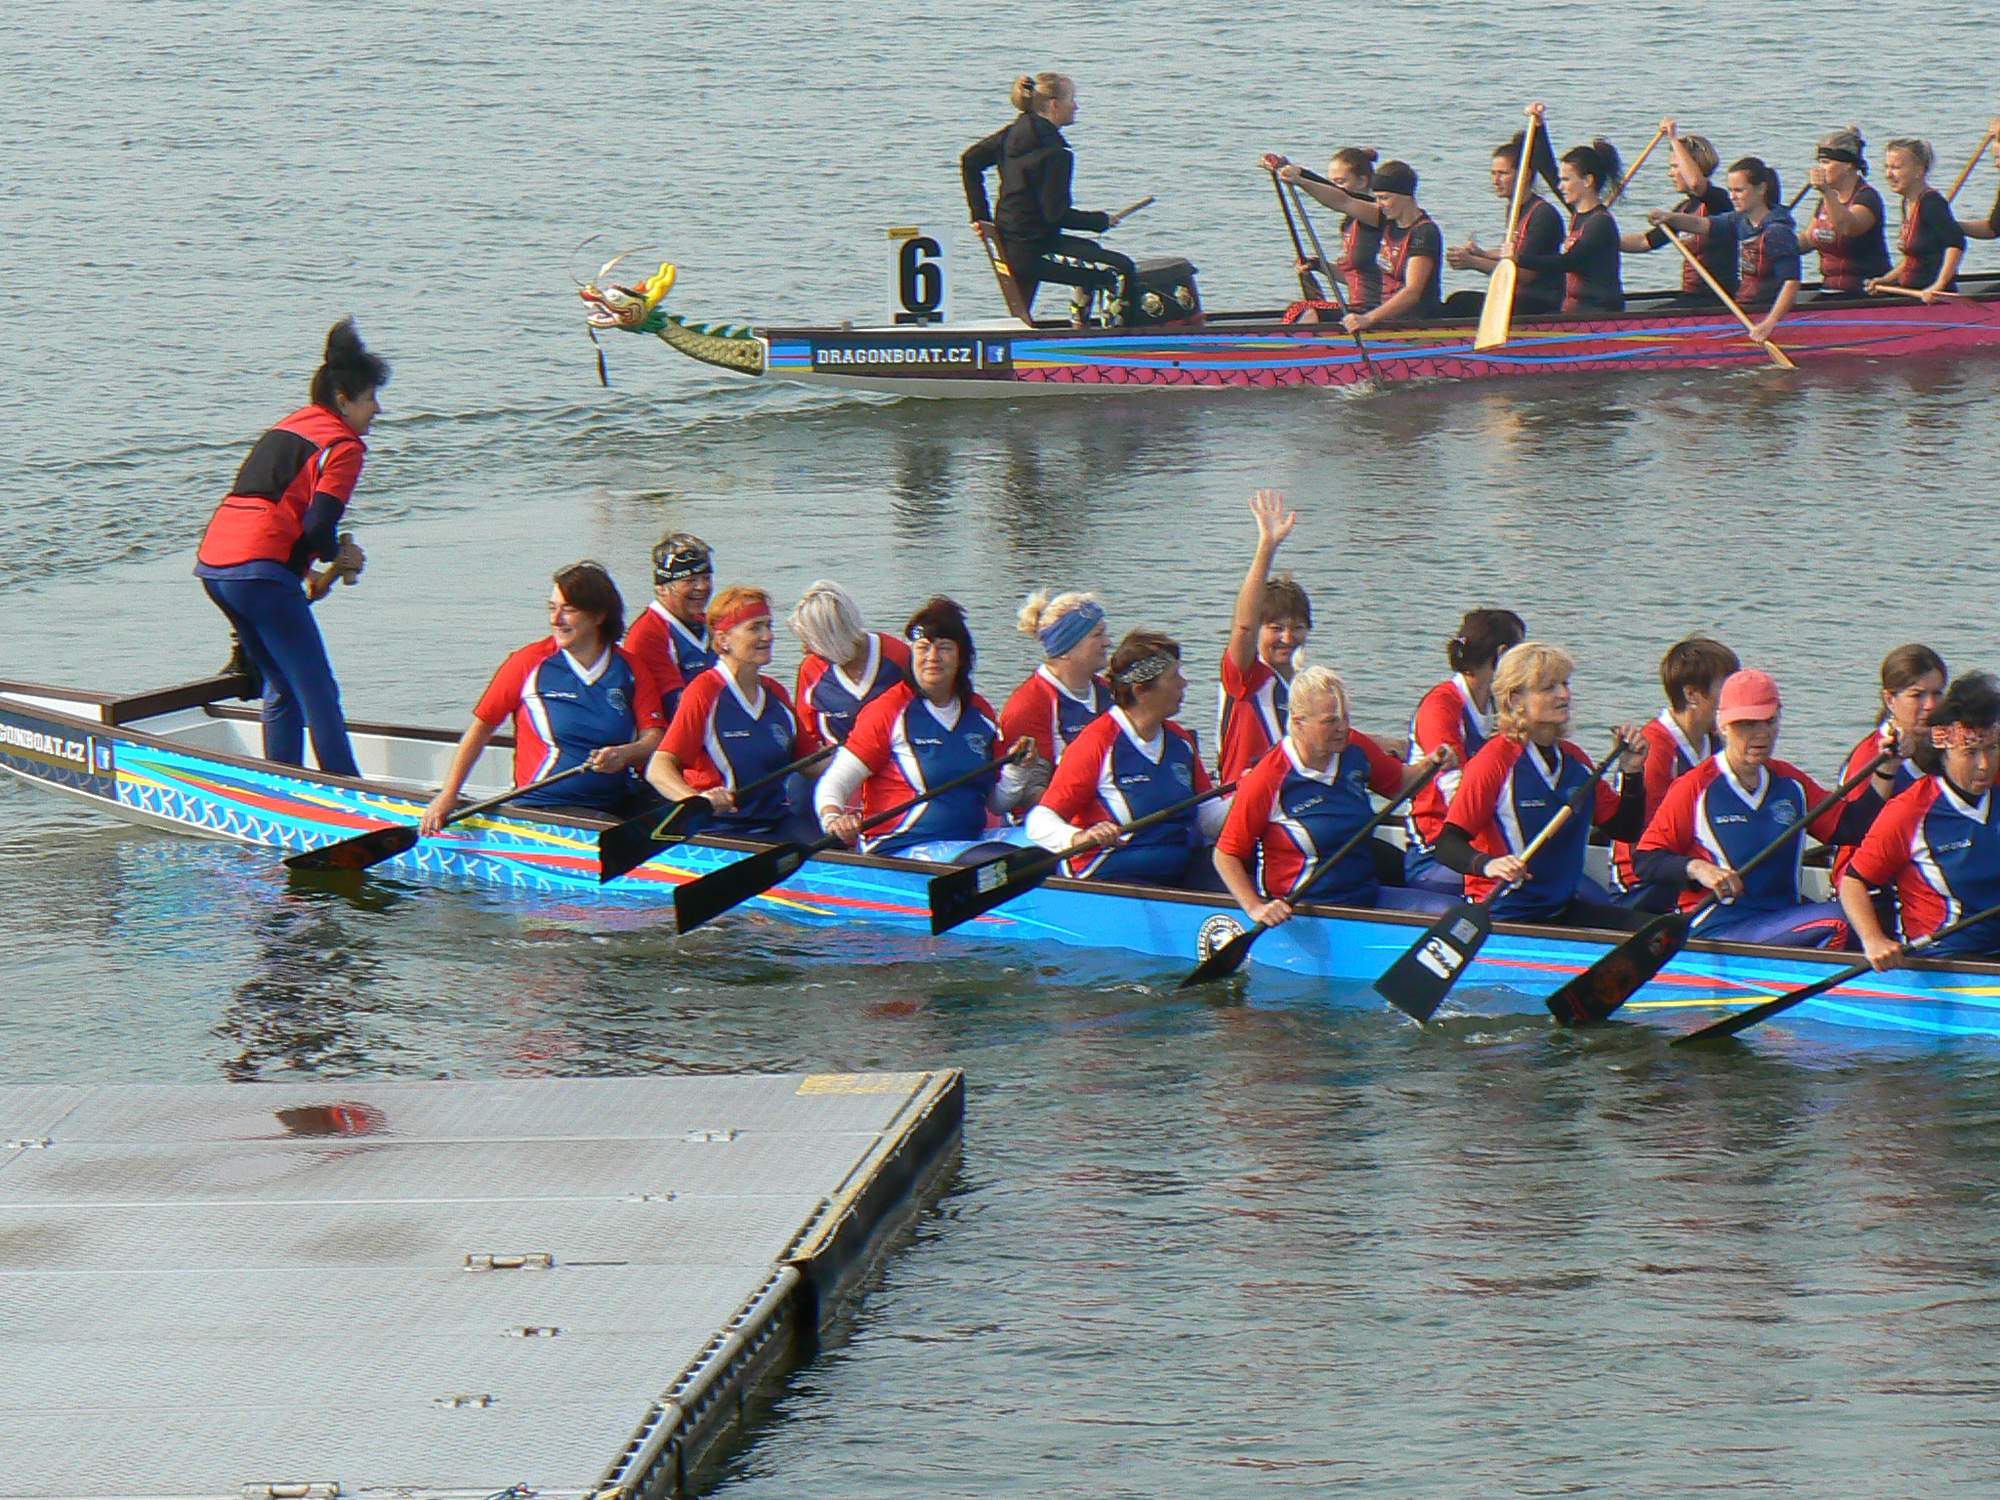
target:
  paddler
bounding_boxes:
[1215,667,1455,925]
[1798,126,1891,297]
[1647,157,1802,344]
[1842,673,2000,967]
[1633,670,1884,948]
[621,531,715,721]
[1501,112,1627,313]
[420,562,667,833]
[194,318,385,778]
[1217,490,1311,785]
[646,585,809,838]
[789,580,910,754]
[1868,137,1967,300]
[961,72,1139,325]
[1829,644,1948,892]
[1001,587,1112,772]
[1431,641,1653,930]
[1278,157,1443,329]
[814,597,1035,859]
[1027,629,1227,884]
[1445,129,1566,316]
[1618,121,1738,306]
[1957,117,2000,241]
[1403,609,1527,894]
[1259,145,1382,318]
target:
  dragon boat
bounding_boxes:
[580,254,2000,399]
[7,673,2000,1046]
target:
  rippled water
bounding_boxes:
[7,1,2000,1492]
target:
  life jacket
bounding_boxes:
[1340,215,1384,310]
[1375,211,1439,314]
[196,405,364,572]
[1809,181,1890,292]
[1739,219,1778,304]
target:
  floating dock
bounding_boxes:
[0,1070,963,1498]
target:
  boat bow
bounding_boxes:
[579,256,766,376]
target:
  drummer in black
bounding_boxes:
[962,72,1138,325]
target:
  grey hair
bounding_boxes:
[789,580,867,663]
[1288,664,1348,718]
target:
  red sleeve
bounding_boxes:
[1351,730,1405,796]
[879,634,912,672]
[1041,720,1111,823]
[1849,785,1924,887]
[793,658,826,756]
[1000,677,1053,762]
[472,644,537,727]
[1637,769,1699,854]
[1217,749,1282,858]
[1169,723,1215,791]
[1410,684,1463,755]
[1444,741,1508,836]
[1791,766,1845,840]
[314,439,365,504]
[1836,734,1879,806]
[621,649,668,733]
[1220,651,1270,702]
[1642,725,1679,821]
[843,687,897,773]
[622,611,685,700]
[662,672,719,765]
[1570,743,1620,824]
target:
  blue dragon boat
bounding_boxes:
[5,672,1999,1045]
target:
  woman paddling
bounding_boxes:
[1502,116,1626,313]
[194,319,385,778]
[1868,137,1968,300]
[1216,667,1454,924]
[1607,635,1740,909]
[622,531,716,722]
[1403,608,1526,894]
[1445,129,1565,316]
[1634,670,1885,948]
[1431,641,1651,929]
[1217,490,1311,785]
[1027,629,1226,884]
[814,597,1034,860]
[1843,673,2000,967]
[1829,644,1948,891]
[1262,145,1383,318]
[1620,122,1738,306]
[1648,157,1802,344]
[1799,126,1891,297]
[1958,117,2000,242]
[1280,158,1444,329]
[789,580,910,755]
[961,72,1138,324]
[646,585,808,838]
[420,562,668,834]
[1001,588,1112,773]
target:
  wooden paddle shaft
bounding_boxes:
[1108,195,1154,227]
[1873,283,1973,302]
[1606,123,1669,209]
[1659,234,1797,368]
[1285,183,1380,379]
[1945,129,1996,204]
[1488,733,1627,889]
[1498,112,1540,258]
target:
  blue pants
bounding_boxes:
[1404,843,1463,897]
[1694,900,1848,949]
[202,576,358,777]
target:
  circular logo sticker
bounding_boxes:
[1196,912,1246,959]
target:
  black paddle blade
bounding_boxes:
[598,798,712,884]
[283,824,419,873]
[928,847,1055,936]
[1545,912,1692,1026]
[1178,921,1265,988]
[673,841,813,935]
[1373,900,1495,1023]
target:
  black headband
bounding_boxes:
[654,546,712,585]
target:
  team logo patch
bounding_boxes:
[1173,762,1194,789]
[1196,912,1245,959]
[969,734,991,756]
[607,688,629,714]
[1772,802,1798,826]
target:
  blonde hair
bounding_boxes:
[1011,72,1074,114]
[1017,588,1100,638]
[789,580,865,664]
[1884,137,1934,174]
[1492,641,1575,740]
[1679,133,1720,178]
[1288,665,1349,719]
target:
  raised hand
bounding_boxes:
[1248,488,1297,547]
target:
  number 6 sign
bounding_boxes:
[887,226,953,325]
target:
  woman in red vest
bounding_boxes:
[194,320,387,777]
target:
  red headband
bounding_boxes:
[708,599,771,637]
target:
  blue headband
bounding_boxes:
[1039,600,1104,658]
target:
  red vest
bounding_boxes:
[197,405,365,571]
[1808,182,1889,292]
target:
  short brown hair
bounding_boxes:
[552,560,624,641]
[1660,636,1740,712]
[1261,573,1311,630]
[1108,628,1181,710]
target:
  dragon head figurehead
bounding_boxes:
[575,247,764,376]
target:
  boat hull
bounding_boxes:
[7,677,2000,1044]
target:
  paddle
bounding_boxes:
[1178,756,1445,988]
[929,781,1236,937]
[1285,182,1381,385]
[1373,734,1625,1023]
[1265,166,1327,301]
[1605,122,1668,209]
[1871,284,1977,303]
[597,744,835,885]
[1659,232,1797,369]
[284,764,590,873]
[1545,749,1894,1025]
[673,744,1031,935]
[1673,897,2000,1046]
[1475,108,1542,351]
[1944,129,1996,205]
[1107,196,1155,228]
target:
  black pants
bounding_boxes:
[1023,234,1139,323]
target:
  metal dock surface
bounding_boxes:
[0,1070,964,1499]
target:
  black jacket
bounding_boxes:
[961,112,1110,248]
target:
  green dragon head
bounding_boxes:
[579,251,677,336]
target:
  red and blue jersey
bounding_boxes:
[196,404,365,576]
[1000,665,1110,765]
[1610,711,1716,892]
[1041,708,1214,880]
[1445,736,1622,919]
[622,602,712,724]
[1850,777,2000,955]
[841,682,1002,854]
[1831,726,1922,888]
[1217,653,1287,785]
[661,665,799,823]
[1405,675,1493,851]
[795,632,911,755]
[1637,755,1842,921]
[1219,732,1405,905]
[473,638,666,810]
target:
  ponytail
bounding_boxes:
[1011,71,1072,114]
[309,317,390,409]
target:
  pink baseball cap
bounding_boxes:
[1717,669,1782,726]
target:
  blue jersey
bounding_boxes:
[1040,709,1215,881]
[1448,737,1623,920]
[844,683,1002,855]
[661,666,799,824]
[1638,756,1839,923]
[1220,734,1407,904]
[474,640,667,811]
